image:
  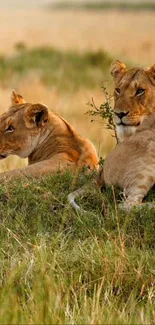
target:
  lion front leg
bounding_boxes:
[119,177,155,211]
[0,156,76,182]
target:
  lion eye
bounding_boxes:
[5,125,15,133]
[115,88,120,95]
[136,88,145,96]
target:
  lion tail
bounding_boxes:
[67,184,88,212]
[67,167,105,212]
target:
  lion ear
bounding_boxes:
[25,103,49,128]
[110,60,127,83]
[147,64,155,85]
[11,90,26,105]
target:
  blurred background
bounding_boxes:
[0,0,155,171]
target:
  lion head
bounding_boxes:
[0,90,48,160]
[110,60,155,142]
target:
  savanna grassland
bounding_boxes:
[0,4,155,324]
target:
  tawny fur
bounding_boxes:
[68,114,155,211]
[111,60,155,142]
[0,91,99,181]
[100,114,155,209]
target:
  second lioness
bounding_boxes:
[111,60,155,142]
[0,90,98,181]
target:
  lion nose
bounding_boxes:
[114,111,129,119]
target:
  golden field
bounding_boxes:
[0,7,155,171]
[0,8,155,62]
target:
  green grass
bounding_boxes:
[0,46,112,90]
[50,1,155,11]
[0,169,155,324]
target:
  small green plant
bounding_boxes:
[86,85,118,143]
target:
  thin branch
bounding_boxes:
[86,85,119,144]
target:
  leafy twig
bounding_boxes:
[86,85,118,143]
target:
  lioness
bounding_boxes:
[0,90,99,181]
[68,114,155,211]
[68,61,155,211]
[111,60,155,142]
